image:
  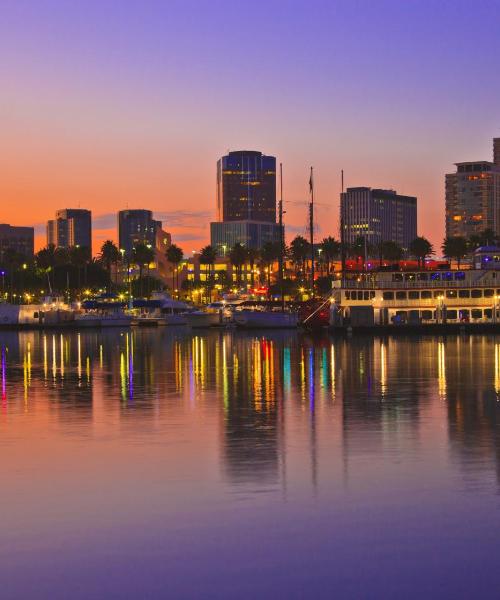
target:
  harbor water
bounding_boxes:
[1,328,500,598]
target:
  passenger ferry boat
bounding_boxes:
[332,268,500,326]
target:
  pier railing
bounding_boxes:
[339,279,500,290]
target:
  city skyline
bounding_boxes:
[2,1,500,253]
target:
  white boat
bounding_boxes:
[184,310,223,328]
[74,312,132,328]
[132,315,159,326]
[133,292,189,326]
[0,303,21,326]
[157,313,188,326]
[233,309,299,329]
[0,296,75,328]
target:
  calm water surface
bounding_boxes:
[1,328,500,598]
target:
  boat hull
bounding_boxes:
[158,314,188,326]
[233,310,298,329]
[75,316,132,328]
[185,312,222,328]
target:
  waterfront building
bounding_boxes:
[445,138,500,238]
[211,150,281,254]
[340,187,417,252]
[184,253,257,288]
[47,209,92,250]
[0,224,35,258]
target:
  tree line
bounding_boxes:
[0,229,496,301]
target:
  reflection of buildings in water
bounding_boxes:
[222,335,282,484]
[12,330,492,492]
[444,336,500,489]
[339,337,424,479]
[437,340,446,398]
[221,333,339,490]
[0,331,96,428]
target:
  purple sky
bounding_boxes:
[1,0,500,251]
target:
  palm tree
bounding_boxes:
[199,245,217,301]
[350,236,368,270]
[54,247,71,295]
[229,243,247,288]
[70,245,91,290]
[99,240,121,288]
[442,236,468,269]
[246,248,260,289]
[2,248,23,297]
[320,236,340,274]
[35,245,57,292]
[469,228,498,251]
[409,236,434,269]
[379,240,403,264]
[133,242,155,297]
[289,235,310,274]
[260,242,280,289]
[166,243,183,297]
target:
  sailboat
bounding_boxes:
[233,163,299,329]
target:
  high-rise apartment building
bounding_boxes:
[340,187,417,251]
[118,209,172,283]
[211,150,281,254]
[445,138,500,238]
[47,209,92,250]
[118,209,164,256]
[0,224,35,258]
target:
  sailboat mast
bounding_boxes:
[309,167,315,294]
[340,169,346,278]
[279,163,285,311]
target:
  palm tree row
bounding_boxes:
[440,230,500,268]
[2,227,495,302]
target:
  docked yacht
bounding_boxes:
[132,292,189,326]
[76,298,132,327]
[74,311,132,328]
[184,309,223,328]
[0,296,74,328]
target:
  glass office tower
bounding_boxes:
[217,151,276,222]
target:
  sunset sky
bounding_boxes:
[1,0,500,255]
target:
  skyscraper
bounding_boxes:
[118,209,172,282]
[118,209,162,256]
[0,224,35,258]
[216,151,276,222]
[445,138,500,239]
[340,187,417,252]
[211,150,281,254]
[47,209,92,250]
